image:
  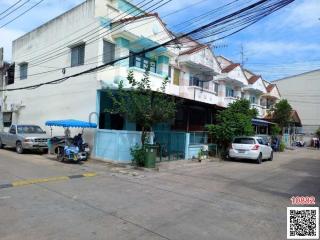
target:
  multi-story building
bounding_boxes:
[3,0,284,161]
[273,69,320,142]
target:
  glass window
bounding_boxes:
[3,112,12,127]
[214,83,219,93]
[20,63,28,80]
[226,87,234,97]
[190,76,203,87]
[129,53,157,73]
[71,44,85,67]
[233,138,255,144]
[103,41,115,64]
[9,125,16,134]
[250,95,256,104]
[17,125,45,134]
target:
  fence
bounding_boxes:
[94,129,142,163]
[94,129,218,163]
[154,131,188,161]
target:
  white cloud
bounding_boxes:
[284,0,320,29]
[0,27,25,61]
[244,41,320,57]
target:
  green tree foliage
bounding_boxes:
[206,99,257,151]
[106,69,177,145]
[270,124,281,136]
[270,99,292,129]
[316,127,320,138]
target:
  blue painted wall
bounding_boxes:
[118,0,143,15]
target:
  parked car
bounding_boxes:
[0,125,49,154]
[229,136,273,164]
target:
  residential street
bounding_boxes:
[0,148,319,240]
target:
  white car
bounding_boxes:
[229,136,273,164]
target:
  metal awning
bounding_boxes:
[45,119,97,128]
[252,119,274,127]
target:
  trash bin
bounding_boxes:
[144,144,157,168]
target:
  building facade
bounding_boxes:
[2,0,284,161]
[273,69,320,139]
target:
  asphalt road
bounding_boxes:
[0,148,319,240]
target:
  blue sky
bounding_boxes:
[0,0,319,81]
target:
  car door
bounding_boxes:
[256,138,267,159]
[8,125,17,147]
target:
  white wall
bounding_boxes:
[274,70,320,127]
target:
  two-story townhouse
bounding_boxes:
[4,0,180,145]
[215,56,248,107]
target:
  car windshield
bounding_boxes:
[233,138,255,144]
[17,126,45,134]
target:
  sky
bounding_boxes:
[0,0,319,81]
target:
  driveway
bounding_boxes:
[0,148,319,240]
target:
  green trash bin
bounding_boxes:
[144,144,157,168]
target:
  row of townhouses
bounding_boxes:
[0,0,283,162]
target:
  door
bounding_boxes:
[7,125,17,147]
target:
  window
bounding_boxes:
[9,125,16,134]
[103,41,115,64]
[129,52,156,73]
[189,76,203,88]
[71,44,85,67]
[250,95,256,104]
[214,83,219,93]
[226,87,234,97]
[168,65,172,79]
[20,63,28,80]
[233,137,255,144]
[3,112,12,127]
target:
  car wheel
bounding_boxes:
[256,153,262,164]
[16,142,24,154]
[268,151,273,161]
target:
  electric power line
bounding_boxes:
[0,0,45,29]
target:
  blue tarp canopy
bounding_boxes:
[252,119,274,127]
[45,119,97,128]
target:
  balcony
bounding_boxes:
[179,52,216,75]
[251,104,266,118]
[97,65,180,96]
[180,86,218,105]
[224,96,238,106]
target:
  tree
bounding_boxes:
[106,69,177,145]
[270,99,292,130]
[206,99,257,153]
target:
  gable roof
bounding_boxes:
[266,84,276,93]
[179,45,207,56]
[247,75,261,84]
[112,13,176,41]
[222,63,240,73]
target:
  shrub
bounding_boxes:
[279,141,286,152]
[130,144,145,167]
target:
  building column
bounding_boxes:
[218,81,226,97]
[244,91,250,101]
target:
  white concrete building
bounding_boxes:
[273,69,320,135]
[2,0,285,161]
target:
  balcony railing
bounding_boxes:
[251,104,267,118]
[224,96,238,106]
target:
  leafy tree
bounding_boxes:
[106,69,177,145]
[270,124,281,136]
[316,127,320,138]
[270,99,292,130]
[206,99,257,153]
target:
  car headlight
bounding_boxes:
[24,138,34,143]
